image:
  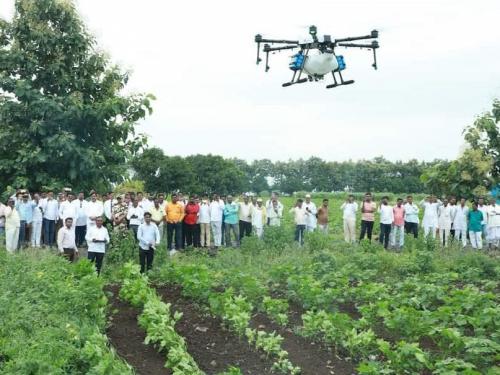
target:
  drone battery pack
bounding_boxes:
[336,55,346,71]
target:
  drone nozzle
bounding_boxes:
[371,30,379,38]
[371,40,379,48]
[309,25,317,36]
[255,34,263,43]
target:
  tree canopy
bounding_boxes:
[0,0,153,194]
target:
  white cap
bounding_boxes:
[305,194,311,198]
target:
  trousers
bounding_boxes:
[31,221,42,247]
[139,247,155,273]
[225,223,240,247]
[211,221,222,247]
[343,217,356,243]
[390,224,405,248]
[88,252,105,275]
[43,218,56,246]
[360,220,374,241]
[405,221,418,238]
[239,220,252,239]
[379,223,392,249]
[294,225,305,246]
[75,225,86,247]
[200,223,211,247]
[469,231,482,249]
[166,222,183,250]
[6,227,20,252]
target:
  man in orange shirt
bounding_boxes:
[165,194,185,255]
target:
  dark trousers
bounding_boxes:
[294,225,306,245]
[139,247,155,273]
[182,221,188,249]
[379,223,392,249]
[185,224,196,247]
[63,248,76,262]
[194,224,201,247]
[404,221,418,238]
[130,225,139,241]
[88,252,104,275]
[18,220,27,249]
[43,218,55,246]
[221,221,226,246]
[360,220,374,241]
[239,220,252,240]
[167,222,183,250]
[75,225,87,247]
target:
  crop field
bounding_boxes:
[1,196,499,375]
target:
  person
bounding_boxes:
[477,197,488,240]
[220,195,226,247]
[360,192,377,242]
[341,195,358,243]
[85,191,104,230]
[112,195,129,234]
[238,194,253,239]
[420,195,441,239]
[141,193,155,214]
[72,192,88,247]
[85,217,110,275]
[149,198,165,232]
[437,198,454,246]
[137,212,161,273]
[199,196,211,248]
[267,199,283,226]
[251,198,266,239]
[194,196,201,247]
[290,198,307,245]
[103,192,114,226]
[468,202,484,250]
[209,194,224,249]
[486,198,500,250]
[391,198,405,249]
[57,217,78,262]
[16,193,35,249]
[317,199,329,234]
[378,196,393,249]
[448,196,458,240]
[59,192,78,233]
[184,196,200,247]
[127,198,144,240]
[165,194,184,254]
[223,195,239,247]
[30,193,43,248]
[41,191,59,247]
[0,200,6,239]
[453,198,469,248]
[403,195,419,238]
[304,194,317,232]
[4,198,20,252]
[157,193,167,211]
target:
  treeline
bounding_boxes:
[131,148,442,195]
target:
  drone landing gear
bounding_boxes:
[326,70,354,89]
[282,78,307,87]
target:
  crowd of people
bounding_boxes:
[1,188,498,274]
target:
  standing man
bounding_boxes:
[57,218,78,262]
[199,195,211,248]
[103,192,114,226]
[453,198,469,248]
[149,198,165,233]
[477,197,488,240]
[341,195,358,243]
[184,196,200,247]
[486,198,500,250]
[137,212,161,273]
[448,197,458,240]
[238,194,253,239]
[112,195,129,234]
[59,192,78,233]
[267,199,283,226]
[127,198,144,240]
[85,191,104,231]
[209,194,224,249]
[4,198,20,252]
[290,198,307,246]
[391,198,405,250]
[317,199,329,234]
[251,198,266,239]
[403,195,419,238]
[266,193,284,225]
[165,194,184,254]
[85,217,110,275]
[72,192,88,247]
[378,196,394,249]
[468,202,484,250]
[31,194,43,248]
[360,192,377,242]
[304,194,317,232]
[437,198,453,247]
[223,195,240,247]
[0,200,6,240]
[16,193,35,249]
[41,191,59,247]
[420,195,441,239]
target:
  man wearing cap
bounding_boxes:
[251,198,267,239]
[137,212,161,273]
[5,198,21,252]
[41,191,59,247]
[304,194,317,232]
[57,217,78,262]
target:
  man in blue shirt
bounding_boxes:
[16,194,35,249]
[223,195,240,247]
[137,212,161,273]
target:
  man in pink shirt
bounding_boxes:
[391,198,405,249]
[359,192,377,242]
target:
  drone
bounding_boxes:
[255,25,380,89]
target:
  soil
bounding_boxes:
[106,284,172,375]
[156,285,275,375]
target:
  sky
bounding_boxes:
[1,0,499,162]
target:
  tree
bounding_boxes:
[0,0,153,194]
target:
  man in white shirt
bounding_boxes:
[59,192,78,233]
[477,197,489,240]
[42,191,59,247]
[453,198,469,248]
[238,194,253,239]
[304,194,317,232]
[378,196,394,249]
[403,195,420,238]
[30,193,43,248]
[438,198,454,247]
[85,191,104,229]
[341,195,358,243]
[251,198,266,239]
[85,217,110,275]
[486,198,500,250]
[127,198,144,240]
[209,194,225,248]
[267,199,283,226]
[57,217,78,262]
[420,195,441,239]
[199,196,211,248]
[72,192,88,247]
[137,212,161,273]
[103,192,115,225]
[290,198,307,246]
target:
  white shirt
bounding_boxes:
[267,204,283,226]
[289,206,307,226]
[478,205,488,225]
[251,206,265,228]
[57,226,77,252]
[42,199,59,221]
[403,203,420,224]
[59,200,78,222]
[487,204,500,227]
[379,204,394,225]
[85,226,110,253]
[421,200,441,228]
[238,202,253,222]
[103,199,115,220]
[85,200,104,227]
[209,200,224,222]
[140,199,154,214]
[127,205,144,226]
[32,201,44,223]
[72,199,88,226]
[304,201,317,228]
[454,205,469,231]
[198,203,211,224]
[438,205,453,230]
[137,222,161,250]
[341,202,358,219]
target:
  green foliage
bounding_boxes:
[0,0,153,193]
[114,179,145,194]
